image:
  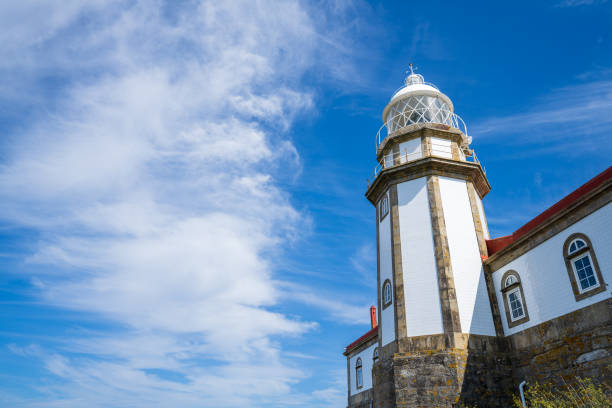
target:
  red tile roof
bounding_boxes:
[485,235,514,255]
[344,326,378,354]
[486,166,612,256]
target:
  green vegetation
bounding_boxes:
[455,377,611,408]
[512,377,611,408]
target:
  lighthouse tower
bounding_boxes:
[367,67,509,407]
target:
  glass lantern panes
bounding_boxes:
[386,95,454,134]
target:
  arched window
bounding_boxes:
[568,239,586,254]
[379,194,389,222]
[382,279,392,309]
[355,357,363,389]
[373,347,379,362]
[563,233,605,301]
[500,270,529,328]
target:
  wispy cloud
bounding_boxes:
[407,22,450,62]
[472,78,612,157]
[280,283,373,326]
[350,243,377,287]
[556,0,608,7]
[0,1,366,406]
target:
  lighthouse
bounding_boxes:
[344,66,612,408]
[366,66,506,407]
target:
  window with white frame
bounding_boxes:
[379,194,389,222]
[572,252,598,292]
[507,288,525,321]
[563,233,605,301]
[373,347,379,362]
[382,279,392,309]
[355,357,363,389]
[500,270,529,328]
[568,239,598,292]
[568,238,586,254]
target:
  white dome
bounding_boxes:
[382,73,455,134]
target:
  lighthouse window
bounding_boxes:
[379,194,389,222]
[382,279,392,309]
[355,357,363,389]
[563,233,605,301]
[500,270,529,328]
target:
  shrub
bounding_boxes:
[512,377,611,408]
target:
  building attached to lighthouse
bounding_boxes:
[343,69,612,407]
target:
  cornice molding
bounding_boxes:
[365,157,490,205]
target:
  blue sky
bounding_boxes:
[0,1,611,407]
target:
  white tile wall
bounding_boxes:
[492,202,612,336]
[348,342,377,396]
[397,178,444,336]
[439,177,496,335]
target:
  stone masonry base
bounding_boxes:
[367,299,612,408]
[380,335,513,408]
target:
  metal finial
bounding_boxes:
[407,63,416,76]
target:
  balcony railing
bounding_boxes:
[366,148,484,187]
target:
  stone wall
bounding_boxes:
[372,341,397,408]
[349,388,374,408]
[507,298,612,389]
[459,335,514,407]
[372,335,514,408]
[369,300,611,407]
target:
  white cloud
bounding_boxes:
[350,243,377,286]
[472,79,612,157]
[280,283,373,326]
[309,368,348,408]
[0,1,363,406]
[556,0,608,7]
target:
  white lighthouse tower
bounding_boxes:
[368,66,501,406]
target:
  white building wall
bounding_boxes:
[398,138,422,164]
[397,178,444,336]
[378,191,395,346]
[348,342,377,396]
[492,202,612,336]
[430,137,452,159]
[475,195,490,239]
[438,177,496,335]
